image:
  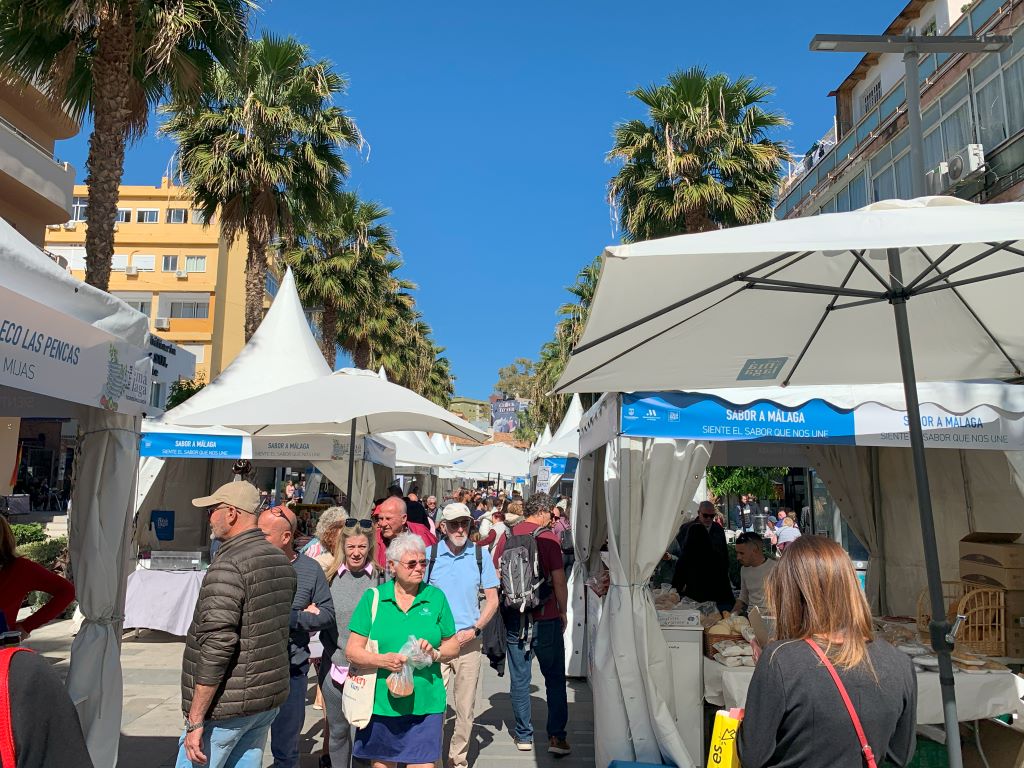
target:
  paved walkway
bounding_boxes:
[23,619,595,768]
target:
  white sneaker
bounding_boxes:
[515,740,533,751]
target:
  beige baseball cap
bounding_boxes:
[193,481,260,515]
[440,502,473,523]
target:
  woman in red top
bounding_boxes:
[0,516,75,639]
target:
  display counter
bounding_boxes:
[124,568,204,636]
[661,625,704,765]
[704,659,1024,724]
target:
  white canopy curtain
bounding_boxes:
[592,436,710,767]
[314,457,383,518]
[65,410,141,768]
[1007,452,1024,498]
[801,445,885,611]
[564,461,592,678]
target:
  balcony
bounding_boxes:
[0,113,75,222]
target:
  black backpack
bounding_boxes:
[497,527,551,613]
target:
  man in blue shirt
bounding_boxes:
[426,502,500,768]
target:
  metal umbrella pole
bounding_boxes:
[888,247,963,768]
[346,418,357,513]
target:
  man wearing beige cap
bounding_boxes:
[176,481,297,768]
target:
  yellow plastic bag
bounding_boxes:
[707,708,743,767]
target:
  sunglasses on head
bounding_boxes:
[344,517,374,530]
[269,507,296,533]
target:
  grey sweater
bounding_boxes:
[320,567,376,669]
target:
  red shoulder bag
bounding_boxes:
[805,638,878,768]
[1,647,32,768]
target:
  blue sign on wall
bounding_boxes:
[150,510,175,541]
[140,432,246,458]
[620,392,857,444]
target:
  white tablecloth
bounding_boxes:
[704,660,1024,724]
[124,569,205,636]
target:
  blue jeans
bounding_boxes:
[175,708,278,768]
[270,673,308,767]
[505,617,568,743]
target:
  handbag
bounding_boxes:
[707,707,743,767]
[1,648,32,768]
[342,588,380,729]
[805,639,878,768]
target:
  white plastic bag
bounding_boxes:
[386,635,434,698]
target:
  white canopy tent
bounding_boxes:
[530,393,584,490]
[448,441,529,481]
[0,221,152,768]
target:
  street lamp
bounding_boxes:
[810,33,1010,198]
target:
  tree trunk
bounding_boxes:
[353,338,371,370]
[244,226,269,341]
[84,3,138,291]
[320,304,338,369]
[684,206,716,234]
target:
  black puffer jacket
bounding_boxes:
[181,528,296,720]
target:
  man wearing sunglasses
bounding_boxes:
[423,503,499,768]
[671,501,735,612]
[178,482,296,768]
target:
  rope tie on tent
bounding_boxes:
[83,615,125,625]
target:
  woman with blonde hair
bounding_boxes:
[317,517,378,768]
[737,536,916,768]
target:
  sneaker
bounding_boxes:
[515,739,533,751]
[548,737,572,756]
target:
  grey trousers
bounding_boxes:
[319,668,356,768]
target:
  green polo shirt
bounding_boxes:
[348,581,456,717]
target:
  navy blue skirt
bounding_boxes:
[353,712,443,763]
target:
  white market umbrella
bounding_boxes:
[556,196,1024,768]
[450,442,529,479]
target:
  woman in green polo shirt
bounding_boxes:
[346,531,459,767]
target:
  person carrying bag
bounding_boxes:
[341,588,379,728]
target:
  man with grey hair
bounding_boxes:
[373,495,436,569]
[672,500,734,611]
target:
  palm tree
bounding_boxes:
[340,262,416,371]
[608,66,789,241]
[287,192,399,368]
[162,33,361,340]
[0,0,253,290]
[422,351,455,408]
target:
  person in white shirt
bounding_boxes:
[733,532,777,615]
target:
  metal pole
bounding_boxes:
[346,418,357,512]
[887,248,962,768]
[903,48,927,198]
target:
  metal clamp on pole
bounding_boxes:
[945,614,966,646]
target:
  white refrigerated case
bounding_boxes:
[661,625,705,766]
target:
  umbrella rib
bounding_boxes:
[915,264,1024,294]
[831,296,892,311]
[782,259,861,387]
[571,251,805,356]
[847,249,891,290]
[912,254,1024,377]
[905,244,960,291]
[557,252,812,391]
[912,242,1011,293]
[741,276,885,299]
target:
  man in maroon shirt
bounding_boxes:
[491,492,571,756]
[372,495,436,569]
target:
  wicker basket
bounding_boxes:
[916,580,1005,657]
[704,630,746,659]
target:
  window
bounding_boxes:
[166,208,188,224]
[149,382,165,410]
[185,255,206,273]
[71,196,88,222]
[180,343,206,364]
[168,300,209,319]
[132,254,156,272]
[111,254,129,271]
[848,172,867,210]
[266,272,279,297]
[116,208,131,223]
[113,292,152,317]
[162,255,179,273]
[861,78,882,117]
[191,210,207,225]
[136,208,159,224]
[921,17,938,36]
[47,246,86,271]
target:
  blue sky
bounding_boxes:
[56,0,899,400]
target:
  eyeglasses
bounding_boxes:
[445,519,471,529]
[700,513,716,520]
[344,518,374,530]
[396,558,428,569]
[206,504,227,517]
[269,508,296,534]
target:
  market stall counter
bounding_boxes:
[124,568,205,637]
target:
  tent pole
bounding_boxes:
[346,419,357,512]
[887,248,962,768]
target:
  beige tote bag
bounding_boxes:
[341,588,379,728]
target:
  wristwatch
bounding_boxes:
[184,717,204,733]
[472,626,482,637]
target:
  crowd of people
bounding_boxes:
[175,481,574,768]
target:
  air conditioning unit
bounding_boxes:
[62,221,76,230]
[175,270,188,279]
[946,144,985,185]
[154,317,171,331]
[46,223,62,231]
[925,162,949,196]
[125,265,139,276]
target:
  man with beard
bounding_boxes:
[424,503,499,768]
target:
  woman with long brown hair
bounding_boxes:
[737,536,917,768]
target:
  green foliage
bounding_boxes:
[165,373,206,411]
[494,359,535,400]
[19,535,73,611]
[706,466,788,501]
[11,523,46,547]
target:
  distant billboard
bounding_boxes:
[491,398,528,433]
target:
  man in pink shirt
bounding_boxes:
[372,496,436,568]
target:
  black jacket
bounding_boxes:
[671,519,734,606]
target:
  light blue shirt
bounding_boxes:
[426,539,499,630]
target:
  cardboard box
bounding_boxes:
[960,563,1024,590]
[960,532,1024,568]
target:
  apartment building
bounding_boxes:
[0,79,78,244]
[45,177,251,400]
[777,0,1024,220]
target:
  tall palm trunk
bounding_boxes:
[352,338,371,370]
[84,2,138,291]
[244,225,269,341]
[684,206,716,234]
[320,304,338,369]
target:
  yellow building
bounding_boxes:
[45,177,250,392]
[0,79,78,244]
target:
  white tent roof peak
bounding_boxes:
[537,424,553,447]
[378,366,388,380]
[160,267,330,423]
[552,394,584,441]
